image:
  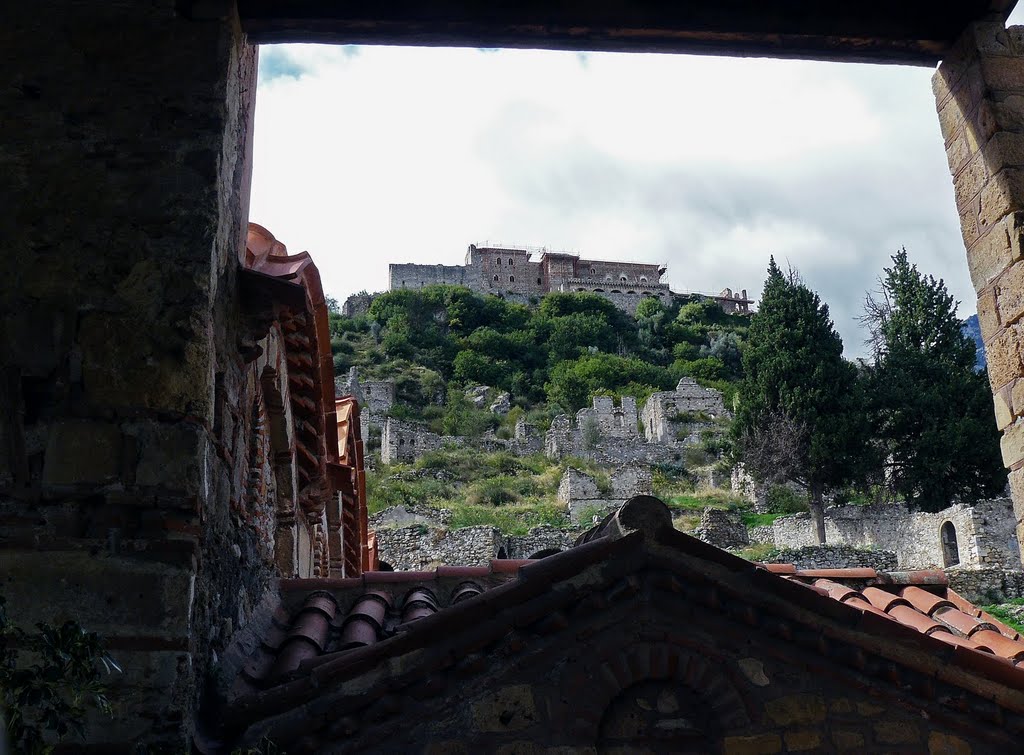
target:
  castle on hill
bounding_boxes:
[389,243,751,315]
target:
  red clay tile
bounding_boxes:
[363,570,435,584]
[794,567,877,579]
[813,578,859,602]
[758,563,796,574]
[978,609,1022,640]
[861,586,910,613]
[451,582,484,604]
[490,558,532,573]
[931,631,986,652]
[934,606,993,637]
[945,588,984,618]
[888,604,950,636]
[872,569,948,586]
[898,585,954,616]
[970,630,1024,660]
[842,595,892,618]
[435,565,490,579]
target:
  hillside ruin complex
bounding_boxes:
[390,243,752,315]
[11,0,1024,751]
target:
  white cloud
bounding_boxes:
[249,38,988,357]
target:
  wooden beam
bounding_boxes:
[238,0,1018,65]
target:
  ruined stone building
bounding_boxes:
[391,243,751,315]
[9,1,1024,751]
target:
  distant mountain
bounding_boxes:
[962,314,986,372]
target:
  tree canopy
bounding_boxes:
[734,259,868,542]
[863,249,1005,511]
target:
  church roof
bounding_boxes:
[212,496,1024,750]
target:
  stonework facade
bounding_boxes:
[642,377,728,443]
[557,465,654,524]
[766,498,1021,571]
[390,244,750,316]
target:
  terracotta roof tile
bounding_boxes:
[898,585,955,616]
[934,606,995,637]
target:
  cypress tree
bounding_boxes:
[863,250,1005,511]
[735,259,867,543]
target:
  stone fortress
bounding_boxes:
[389,243,752,316]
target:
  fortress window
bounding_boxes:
[537,277,542,285]
[620,274,628,282]
[508,258,514,266]
[509,275,515,282]
[496,258,501,265]
[639,276,648,283]
[493,274,499,282]
[590,267,596,275]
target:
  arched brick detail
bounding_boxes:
[557,641,751,740]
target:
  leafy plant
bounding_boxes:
[0,596,120,754]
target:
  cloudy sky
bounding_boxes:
[249,9,1024,357]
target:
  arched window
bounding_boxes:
[508,258,514,266]
[611,289,621,294]
[639,276,648,283]
[510,275,515,282]
[941,522,960,566]
[537,277,542,285]
[496,258,501,266]
[493,274,499,281]
[590,267,596,275]
[620,274,628,282]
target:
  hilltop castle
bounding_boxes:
[389,243,751,315]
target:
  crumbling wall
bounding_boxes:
[374,524,504,571]
[558,466,652,524]
[380,418,459,464]
[768,499,1019,570]
[764,546,899,572]
[693,509,749,549]
[641,378,727,443]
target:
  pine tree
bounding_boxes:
[863,249,1005,511]
[734,259,868,543]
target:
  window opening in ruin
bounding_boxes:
[509,258,514,265]
[941,521,960,566]
[496,547,508,559]
[537,277,542,284]
[493,274,499,281]
[510,275,514,282]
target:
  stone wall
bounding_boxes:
[380,418,461,464]
[504,526,576,559]
[375,524,504,571]
[577,395,638,440]
[946,568,1024,604]
[341,291,376,317]
[764,546,899,572]
[693,509,749,549]
[767,499,1020,570]
[557,465,653,524]
[389,262,476,290]
[642,378,728,443]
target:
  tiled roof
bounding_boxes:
[216,496,1024,749]
[766,563,1024,665]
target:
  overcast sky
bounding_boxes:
[249,9,1024,358]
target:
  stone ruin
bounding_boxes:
[557,464,653,524]
[641,377,727,444]
[336,366,396,447]
[544,381,729,467]
[692,508,749,549]
[369,504,575,571]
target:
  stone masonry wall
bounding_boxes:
[768,499,1019,570]
[765,546,899,572]
[558,465,653,524]
[935,23,1024,564]
[642,378,728,444]
[1,3,262,749]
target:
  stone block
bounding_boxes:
[983,323,1024,389]
[980,55,1024,95]
[994,387,1013,430]
[954,150,991,210]
[928,731,973,755]
[967,212,1024,291]
[959,200,982,252]
[42,420,123,487]
[130,421,206,495]
[764,693,826,726]
[0,549,194,639]
[78,311,212,416]
[984,131,1024,175]
[995,260,1024,327]
[979,169,1024,234]
[874,720,920,745]
[721,734,782,754]
[1000,421,1024,468]
[944,130,974,178]
[831,730,865,751]
[783,730,822,752]
[472,685,537,732]
[976,287,1000,337]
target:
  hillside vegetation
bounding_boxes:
[329,286,749,435]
